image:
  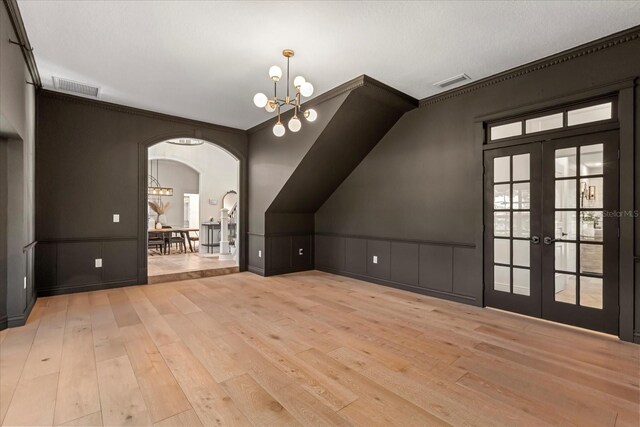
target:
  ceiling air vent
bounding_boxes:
[52,76,100,97]
[433,73,471,89]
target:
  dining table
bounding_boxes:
[148,227,199,253]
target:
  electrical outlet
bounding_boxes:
[299,248,304,255]
[113,214,120,223]
[258,250,262,258]
[23,276,26,289]
[95,258,102,268]
[373,255,378,264]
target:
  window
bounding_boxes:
[525,113,563,133]
[490,122,522,140]
[567,102,612,126]
[488,100,614,142]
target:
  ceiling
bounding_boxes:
[18,1,640,130]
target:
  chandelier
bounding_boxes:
[148,159,173,197]
[166,138,204,146]
[253,49,318,137]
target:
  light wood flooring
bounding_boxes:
[148,253,238,284]
[1,271,638,426]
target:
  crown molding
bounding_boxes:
[419,25,640,108]
[3,0,41,87]
[38,89,246,136]
[247,74,417,134]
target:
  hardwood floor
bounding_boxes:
[147,253,238,284]
[1,271,638,426]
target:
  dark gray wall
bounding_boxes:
[1,2,37,328]
[0,139,7,327]
[316,30,640,340]
[35,91,247,296]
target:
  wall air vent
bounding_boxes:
[52,76,100,97]
[433,73,471,89]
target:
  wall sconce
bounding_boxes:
[580,182,596,207]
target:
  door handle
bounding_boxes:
[530,236,540,244]
[543,236,559,245]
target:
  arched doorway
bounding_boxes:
[138,134,245,284]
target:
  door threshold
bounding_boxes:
[148,266,239,284]
[486,307,619,340]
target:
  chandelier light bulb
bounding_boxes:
[304,109,317,122]
[253,93,268,108]
[288,116,302,132]
[269,65,283,81]
[300,82,314,97]
[265,100,276,113]
[273,122,286,137]
[293,76,306,88]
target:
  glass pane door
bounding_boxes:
[484,143,542,317]
[542,131,618,334]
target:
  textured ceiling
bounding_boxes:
[17,1,640,129]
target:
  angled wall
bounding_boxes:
[247,76,417,275]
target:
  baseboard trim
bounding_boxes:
[316,265,479,306]
[37,279,138,297]
[633,332,640,344]
[248,265,265,276]
[7,293,37,328]
[266,265,314,277]
[0,314,8,330]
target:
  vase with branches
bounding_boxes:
[148,200,170,226]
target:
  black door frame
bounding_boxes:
[476,77,636,341]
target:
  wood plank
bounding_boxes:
[2,372,59,427]
[0,315,40,424]
[153,409,203,427]
[158,341,250,426]
[54,293,101,425]
[107,290,141,328]
[20,307,67,380]
[125,287,181,347]
[226,321,358,411]
[96,355,152,426]
[90,292,127,363]
[163,312,246,383]
[297,347,449,426]
[120,324,192,423]
[58,411,103,426]
[220,373,300,426]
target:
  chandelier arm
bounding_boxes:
[286,56,290,99]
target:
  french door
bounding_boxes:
[484,130,619,334]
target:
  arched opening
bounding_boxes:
[143,137,241,283]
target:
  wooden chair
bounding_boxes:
[162,226,186,254]
[187,230,199,252]
[148,231,165,255]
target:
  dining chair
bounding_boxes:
[162,226,186,254]
[148,231,165,255]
